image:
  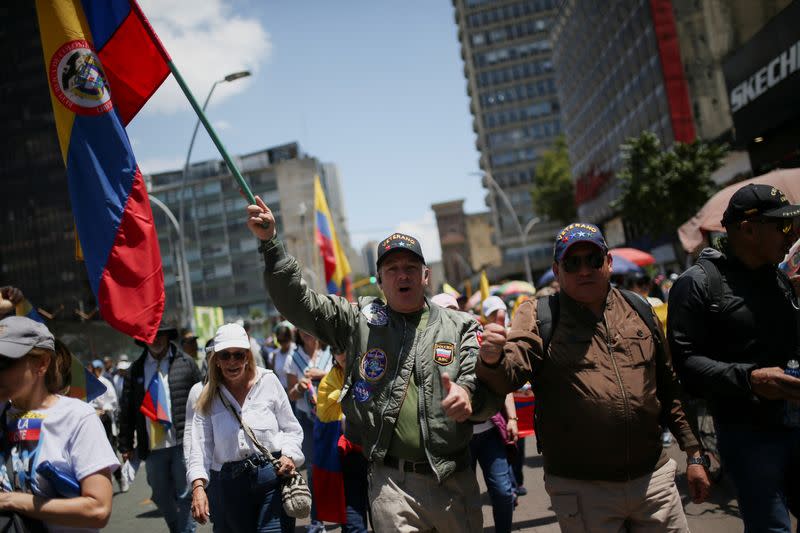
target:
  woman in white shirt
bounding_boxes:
[189,323,303,532]
[0,316,118,532]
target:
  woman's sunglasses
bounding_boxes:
[216,350,247,362]
[562,252,606,273]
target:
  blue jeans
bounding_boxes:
[145,446,195,533]
[470,428,514,533]
[715,420,800,533]
[208,455,294,532]
[296,409,318,522]
[342,451,369,532]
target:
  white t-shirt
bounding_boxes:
[267,343,295,389]
[0,396,120,533]
[187,368,304,484]
[283,347,333,415]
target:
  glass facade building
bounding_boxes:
[0,3,96,315]
[453,0,562,271]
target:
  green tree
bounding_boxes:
[613,131,726,239]
[531,136,576,224]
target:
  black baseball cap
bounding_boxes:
[722,184,800,227]
[376,233,425,269]
[553,223,608,262]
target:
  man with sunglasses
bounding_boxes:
[477,223,708,532]
[668,183,800,531]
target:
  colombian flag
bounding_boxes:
[36,0,169,343]
[65,356,107,403]
[314,176,353,300]
[15,299,45,324]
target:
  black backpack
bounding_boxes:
[533,289,664,453]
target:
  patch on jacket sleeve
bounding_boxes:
[361,302,389,326]
[360,349,388,382]
[352,380,373,402]
[433,342,455,366]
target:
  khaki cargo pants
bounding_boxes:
[368,462,483,532]
[544,458,690,533]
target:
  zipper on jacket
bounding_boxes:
[369,316,408,461]
[603,315,632,479]
[414,336,440,483]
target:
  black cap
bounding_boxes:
[134,321,178,347]
[376,233,425,269]
[722,184,800,227]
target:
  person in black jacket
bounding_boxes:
[668,183,800,531]
[118,323,202,533]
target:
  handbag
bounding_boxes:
[217,390,311,518]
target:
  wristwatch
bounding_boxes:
[687,454,710,469]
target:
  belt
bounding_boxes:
[220,453,280,478]
[383,455,433,475]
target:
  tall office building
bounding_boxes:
[452,0,563,276]
[0,2,96,316]
[552,0,794,244]
[149,143,357,321]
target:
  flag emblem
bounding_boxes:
[433,342,455,366]
[49,41,112,115]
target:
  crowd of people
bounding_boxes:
[0,182,797,532]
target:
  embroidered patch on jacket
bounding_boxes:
[353,380,372,403]
[360,349,388,382]
[433,342,455,366]
[361,303,389,326]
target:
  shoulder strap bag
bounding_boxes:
[216,389,311,518]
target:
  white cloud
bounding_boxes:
[214,119,231,131]
[137,155,184,175]
[394,211,442,264]
[138,0,271,115]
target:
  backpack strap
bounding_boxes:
[619,289,661,341]
[695,258,724,315]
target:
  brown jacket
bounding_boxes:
[477,288,698,481]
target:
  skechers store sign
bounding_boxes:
[723,1,800,141]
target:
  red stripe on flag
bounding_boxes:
[311,467,346,523]
[97,169,164,343]
[98,7,170,126]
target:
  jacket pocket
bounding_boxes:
[621,328,654,367]
[548,335,596,370]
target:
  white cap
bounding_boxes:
[116,360,131,371]
[482,296,507,318]
[213,323,250,352]
[431,293,459,310]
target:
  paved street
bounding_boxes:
[107,437,756,532]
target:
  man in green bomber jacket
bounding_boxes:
[246,196,501,532]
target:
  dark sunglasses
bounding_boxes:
[216,350,247,362]
[750,217,794,235]
[562,252,606,273]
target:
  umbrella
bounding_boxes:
[497,280,537,298]
[610,255,643,274]
[609,247,656,266]
[678,168,800,253]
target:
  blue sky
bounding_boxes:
[128,0,488,263]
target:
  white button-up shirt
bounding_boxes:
[187,368,304,484]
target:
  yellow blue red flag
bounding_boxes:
[35,0,169,343]
[314,177,352,300]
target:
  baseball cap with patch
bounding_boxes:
[553,223,608,262]
[722,184,800,226]
[0,316,55,359]
[376,233,425,269]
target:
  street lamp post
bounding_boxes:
[176,70,251,329]
[477,171,535,286]
[149,195,192,327]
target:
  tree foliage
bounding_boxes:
[531,136,576,224]
[613,132,727,238]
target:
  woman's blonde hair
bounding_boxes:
[196,348,257,415]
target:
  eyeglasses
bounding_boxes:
[562,252,606,273]
[216,350,247,361]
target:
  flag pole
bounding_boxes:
[131,1,256,204]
